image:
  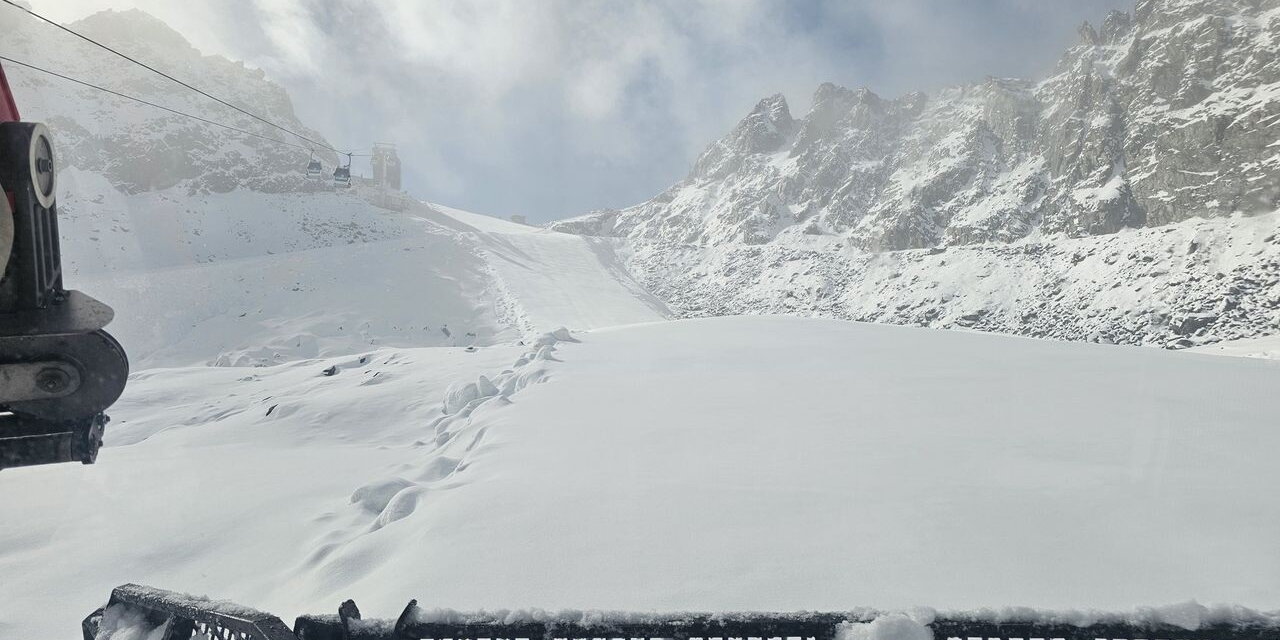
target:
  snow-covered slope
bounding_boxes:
[4,317,1279,639]
[411,202,670,339]
[619,211,1280,349]
[51,169,499,367]
[53,168,664,367]
[1189,333,1280,358]
[0,5,665,370]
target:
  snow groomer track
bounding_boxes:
[86,584,1280,640]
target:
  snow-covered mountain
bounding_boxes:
[2,6,336,194]
[551,0,1280,348]
[557,0,1279,249]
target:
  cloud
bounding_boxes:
[27,0,1130,221]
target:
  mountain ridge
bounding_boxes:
[554,0,1280,250]
[551,0,1280,349]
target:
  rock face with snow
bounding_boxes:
[619,212,1280,349]
[555,0,1280,348]
[555,0,1280,249]
[1,8,335,194]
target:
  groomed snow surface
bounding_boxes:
[5,315,1280,639]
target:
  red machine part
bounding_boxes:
[0,62,18,214]
[0,62,20,123]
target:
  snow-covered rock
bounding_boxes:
[552,0,1280,348]
[618,210,1280,348]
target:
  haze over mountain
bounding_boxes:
[28,0,1133,223]
[553,0,1280,349]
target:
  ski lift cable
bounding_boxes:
[0,54,312,152]
[0,0,348,154]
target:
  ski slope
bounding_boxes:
[3,317,1280,639]
[474,231,671,335]
[52,171,666,367]
[407,199,670,335]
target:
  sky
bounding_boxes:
[30,0,1131,223]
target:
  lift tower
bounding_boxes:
[371,143,400,190]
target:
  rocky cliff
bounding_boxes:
[556,0,1280,250]
[554,0,1280,348]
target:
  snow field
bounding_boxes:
[1189,334,1280,359]
[50,173,669,367]
[0,342,523,639]
[237,317,1280,620]
[5,303,1280,638]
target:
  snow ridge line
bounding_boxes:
[344,328,578,533]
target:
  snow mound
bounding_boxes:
[350,478,417,514]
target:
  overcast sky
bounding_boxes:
[32,0,1129,222]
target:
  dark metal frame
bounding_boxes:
[0,61,129,470]
[84,585,1280,640]
[84,584,299,640]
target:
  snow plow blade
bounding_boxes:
[82,584,298,640]
[83,584,1280,640]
